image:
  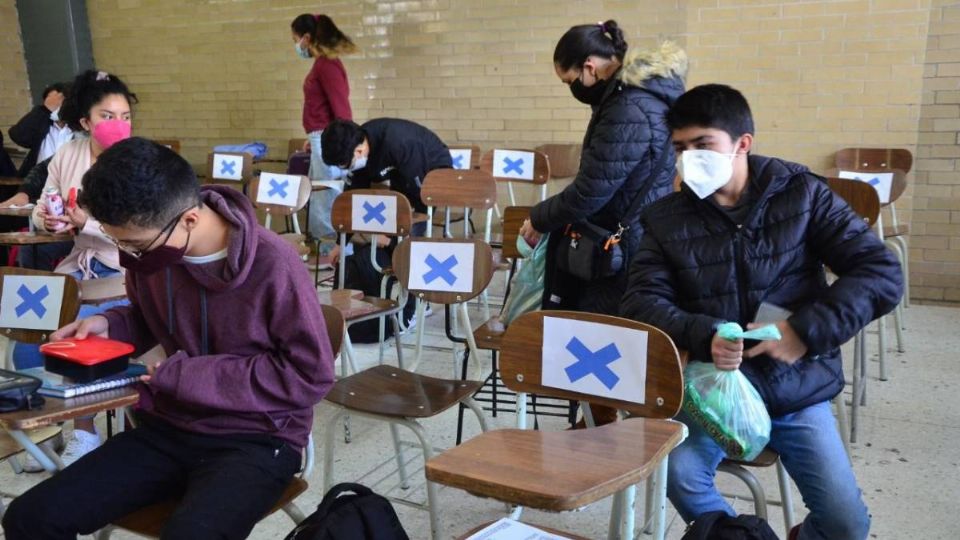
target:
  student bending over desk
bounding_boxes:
[2,137,336,540]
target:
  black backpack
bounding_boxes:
[285,483,410,540]
[681,511,780,540]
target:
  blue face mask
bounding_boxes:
[295,40,311,59]
[349,155,368,171]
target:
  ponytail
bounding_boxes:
[553,19,628,71]
[290,13,357,58]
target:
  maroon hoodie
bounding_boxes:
[103,186,334,450]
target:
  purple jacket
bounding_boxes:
[104,186,334,449]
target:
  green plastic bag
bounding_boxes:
[501,233,549,324]
[682,361,772,461]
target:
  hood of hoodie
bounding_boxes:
[179,185,259,293]
[618,40,688,105]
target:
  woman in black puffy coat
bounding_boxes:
[520,20,687,316]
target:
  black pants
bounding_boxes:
[2,415,301,540]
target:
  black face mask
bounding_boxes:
[570,76,610,105]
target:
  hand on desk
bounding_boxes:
[52,315,109,341]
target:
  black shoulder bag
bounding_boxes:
[555,139,673,281]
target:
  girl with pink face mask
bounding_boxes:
[32,69,137,279]
[21,69,137,470]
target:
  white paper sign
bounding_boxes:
[408,241,475,293]
[257,173,302,207]
[0,275,66,331]
[542,316,647,404]
[838,170,894,204]
[212,153,243,181]
[351,194,397,234]
[493,149,535,180]
[450,148,472,170]
[466,518,572,540]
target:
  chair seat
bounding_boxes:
[0,425,62,462]
[458,520,591,540]
[0,231,69,246]
[280,233,311,257]
[721,447,780,468]
[425,418,686,511]
[473,316,506,351]
[112,477,308,537]
[883,223,909,238]
[80,276,127,305]
[318,289,399,321]
[325,364,482,418]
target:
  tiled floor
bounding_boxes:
[1,297,957,539]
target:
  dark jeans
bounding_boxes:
[16,240,73,270]
[2,415,301,540]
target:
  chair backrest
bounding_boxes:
[826,177,881,227]
[421,169,498,211]
[331,189,415,237]
[288,138,307,157]
[501,206,532,260]
[154,139,181,154]
[247,173,311,217]
[206,151,254,185]
[0,268,81,344]
[834,147,911,204]
[448,144,482,170]
[392,238,495,305]
[835,147,913,174]
[499,310,683,419]
[480,149,551,185]
[534,143,581,179]
[320,304,345,357]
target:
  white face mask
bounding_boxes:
[349,155,368,172]
[50,108,60,122]
[678,148,739,199]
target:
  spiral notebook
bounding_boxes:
[18,364,147,398]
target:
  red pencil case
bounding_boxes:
[40,336,135,383]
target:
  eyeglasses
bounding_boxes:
[101,208,191,259]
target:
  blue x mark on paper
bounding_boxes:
[268,179,289,198]
[868,177,881,186]
[423,254,458,286]
[15,284,49,319]
[452,154,465,169]
[220,159,236,176]
[503,157,524,175]
[564,337,621,390]
[362,201,387,224]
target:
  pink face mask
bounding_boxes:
[91,119,131,150]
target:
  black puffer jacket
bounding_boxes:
[532,42,687,315]
[622,155,903,416]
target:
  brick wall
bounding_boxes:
[914,0,960,302]
[75,1,957,301]
[0,0,31,140]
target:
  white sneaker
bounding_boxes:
[60,429,101,467]
[19,440,55,473]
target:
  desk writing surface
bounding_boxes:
[0,387,139,431]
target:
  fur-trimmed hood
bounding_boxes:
[618,40,688,105]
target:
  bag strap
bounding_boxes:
[313,482,374,517]
[612,136,675,239]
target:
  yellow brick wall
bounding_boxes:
[0,0,31,142]
[914,0,960,302]
[82,0,954,301]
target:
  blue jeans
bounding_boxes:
[307,130,347,238]
[13,260,128,370]
[668,400,870,540]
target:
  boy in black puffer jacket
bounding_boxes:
[622,84,902,540]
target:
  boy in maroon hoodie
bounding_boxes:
[3,137,335,540]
